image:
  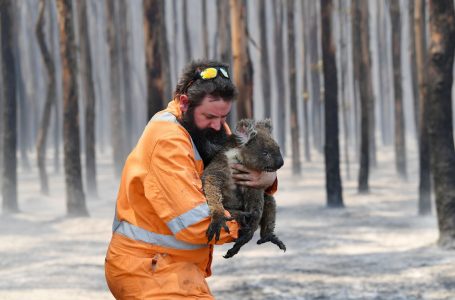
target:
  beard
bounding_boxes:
[179,108,229,166]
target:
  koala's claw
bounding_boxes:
[206,215,234,243]
[257,234,286,252]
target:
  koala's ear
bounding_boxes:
[255,119,273,134]
[235,119,257,145]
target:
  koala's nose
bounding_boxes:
[275,155,284,169]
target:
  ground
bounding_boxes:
[0,145,454,300]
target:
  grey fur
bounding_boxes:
[202,119,286,258]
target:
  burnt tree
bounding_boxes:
[106,0,126,177]
[273,0,286,154]
[144,0,167,119]
[287,0,301,175]
[258,0,272,118]
[230,0,254,120]
[321,0,343,208]
[56,0,88,216]
[1,0,18,213]
[77,0,97,197]
[355,0,372,193]
[427,0,455,248]
[36,0,56,195]
[302,0,311,162]
[415,0,432,215]
[389,0,407,178]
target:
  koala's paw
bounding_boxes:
[206,214,234,243]
[257,234,286,252]
[231,211,253,227]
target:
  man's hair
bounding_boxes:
[174,60,237,108]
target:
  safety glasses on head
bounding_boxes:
[197,67,230,80]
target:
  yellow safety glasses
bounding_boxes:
[198,67,230,80]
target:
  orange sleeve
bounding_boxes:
[146,131,238,245]
[265,177,278,195]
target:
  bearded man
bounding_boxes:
[104,60,277,299]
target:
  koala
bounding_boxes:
[202,119,286,258]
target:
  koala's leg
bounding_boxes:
[224,189,262,258]
[257,194,286,252]
[202,174,233,243]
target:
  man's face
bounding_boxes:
[180,94,232,165]
[190,95,232,131]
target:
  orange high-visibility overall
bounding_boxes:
[105,99,277,299]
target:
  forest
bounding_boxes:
[0,0,455,299]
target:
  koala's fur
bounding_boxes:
[202,119,286,258]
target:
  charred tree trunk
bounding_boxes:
[56,0,88,217]
[355,0,372,193]
[106,0,125,176]
[78,0,97,197]
[321,0,343,208]
[415,0,432,215]
[337,0,350,179]
[182,0,192,62]
[273,0,286,154]
[230,0,254,120]
[409,0,419,137]
[427,0,455,248]
[144,0,167,119]
[287,0,301,175]
[1,0,18,213]
[259,0,272,119]
[36,0,56,195]
[202,0,209,58]
[309,0,323,154]
[302,0,311,162]
[389,0,407,179]
[118,0,133,150]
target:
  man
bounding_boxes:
[105,60,277,299]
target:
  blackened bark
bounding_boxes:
[77,0,97,197]
[273,0,286,154]
[302,0,311,162]
[355,0,371,193]
[182,0,192,62]
[321,0,343,208]
[415,0,431,215]
[409,0,419,137]
[390,0,407,178]
[118,0,133,149]
[106,0,126,177]
[309,0,323,154]
[144,0,166,119]
[427,0,455,248]
[337,0,349,178]
[36,0,56,195]
[287,0,301,175]
[1,0,18,213]
[259,0,272,118]
[202,0,209,58]
[56,0,88,217]
[230,0,254,120]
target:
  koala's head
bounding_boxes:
[234,119,284,172]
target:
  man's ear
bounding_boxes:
[179,95,189,113]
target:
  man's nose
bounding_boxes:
[210,120,222,131]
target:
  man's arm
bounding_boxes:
[146,132,238,245]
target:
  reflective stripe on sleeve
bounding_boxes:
[151,111,202,161]
[113,217,207,250]
[166,202,210,235]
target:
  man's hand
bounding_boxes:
[231,163,277,189]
